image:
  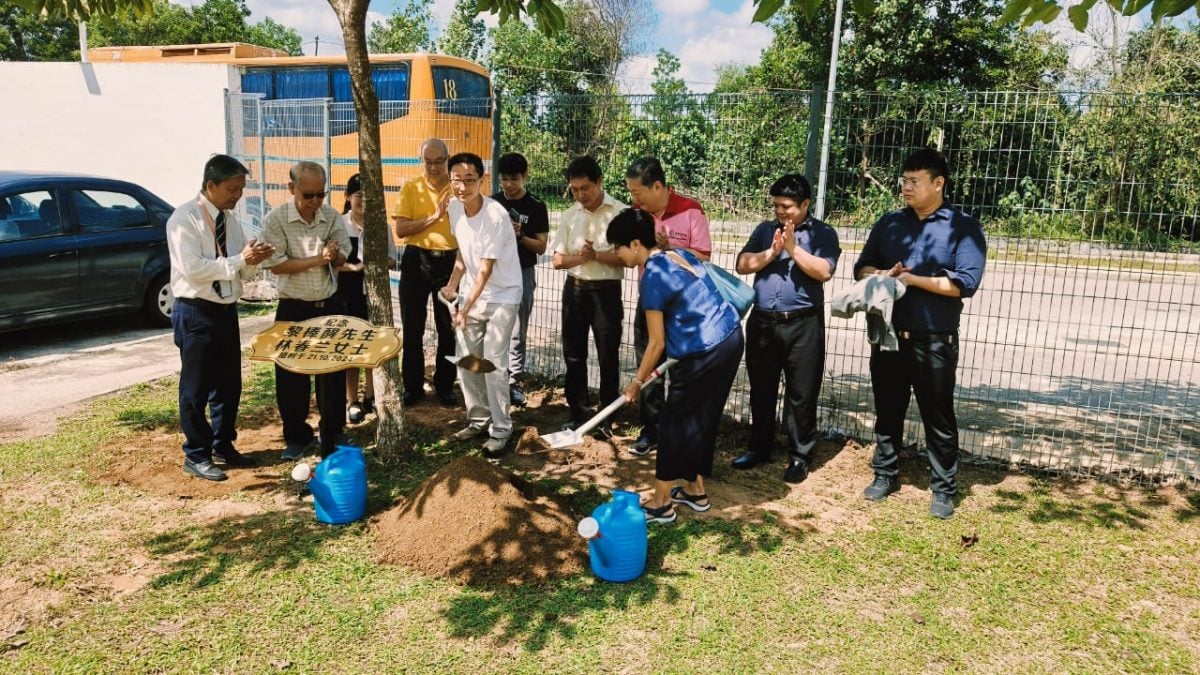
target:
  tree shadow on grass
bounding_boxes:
[987,478,1157,529]
[144,510,358,590]
[440,516,786,652]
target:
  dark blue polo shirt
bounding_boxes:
[853,203,987,333]
[738,216,841,311]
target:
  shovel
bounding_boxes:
[437,293,497,374]
[540,358,679,449]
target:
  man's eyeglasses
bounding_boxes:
[898,177,926,188]
[423,157,447,166]
[300,191,327,200]
[450,178,479,186]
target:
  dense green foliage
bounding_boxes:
[367,0,433,54]
[88,0,302,55]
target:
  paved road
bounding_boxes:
[0,312,275,442]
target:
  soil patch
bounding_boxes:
[373,456,587,586]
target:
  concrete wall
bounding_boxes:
[0,62,238,206]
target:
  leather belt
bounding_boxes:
[279,298,329,308]
[411,246,455,258]
[567,276,620,287]
[752,307,819,321]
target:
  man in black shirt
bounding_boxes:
[490,153,550,406]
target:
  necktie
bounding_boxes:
[213,211,227,296]
[214,210,227,256]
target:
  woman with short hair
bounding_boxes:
[607,207,744,524]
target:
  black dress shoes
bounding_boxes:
[184,459,228,481]
[732,451,771,470]
[436,390,458,406]
[783,458,810,484]
[212,446,256,467]
[402,391,425,406]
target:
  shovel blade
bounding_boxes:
[540,429,584,449]
[458,355,497,373]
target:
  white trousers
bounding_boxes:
[460,302,518,439]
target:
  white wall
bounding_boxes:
[0,62,238,206]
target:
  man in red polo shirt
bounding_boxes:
[624,156,713,456]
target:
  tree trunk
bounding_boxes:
[329,0,405,460]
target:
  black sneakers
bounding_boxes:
[930,493,956,519]
[863,475,898,501]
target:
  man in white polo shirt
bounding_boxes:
[552,156,627,434]
[440,152,523,457]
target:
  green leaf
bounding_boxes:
[1151,0,1195,20]
[751,0,786,24]
[1120,0,1155,15]
[998,0,1034,26]
[1067,0,1098,31]
[851,0,877,19]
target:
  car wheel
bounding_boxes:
[143,273,173,327]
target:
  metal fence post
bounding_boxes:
[805,84,825,189]
[323,97,333,190]
[257,97,267,215]
[491,88,502,196]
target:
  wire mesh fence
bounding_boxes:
[226,88,1200,487]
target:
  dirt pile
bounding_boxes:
[373,456,587,585]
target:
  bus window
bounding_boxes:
[432,66,490,118]
[276,68,329,99]
[242,69,273,98]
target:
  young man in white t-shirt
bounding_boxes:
[440,152,523,457]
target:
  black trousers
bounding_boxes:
[869,332,960,496]
[657,328,745,482]
[275,297,347,456]
[746,309,824,462]
[633,295,665,441]
[561,277,623,422]
[173,298,242,463]
[399,245,457,398]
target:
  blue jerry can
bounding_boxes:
[309,445,367,525]
[580,489,647,582]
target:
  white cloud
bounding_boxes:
[656,0,706,17]
[669,0,772,92]
[243,0,348,55]
[618,54,658,95]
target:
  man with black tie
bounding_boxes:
[167,154,274,481]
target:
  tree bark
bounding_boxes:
[329,0,405,461]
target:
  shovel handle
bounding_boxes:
[573,358,679,438]
[437,292,457,311]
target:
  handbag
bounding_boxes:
[665,250,755,318]
[703,261,755,317]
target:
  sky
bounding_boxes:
[241,0,774,92]
[238,0,1193,94]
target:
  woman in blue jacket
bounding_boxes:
[607,208,744,524]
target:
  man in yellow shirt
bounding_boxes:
[392,138,459,406]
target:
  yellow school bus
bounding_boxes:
[233,53,493,216]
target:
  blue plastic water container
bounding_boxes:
[309,445,368,525]
[586,489,648,582]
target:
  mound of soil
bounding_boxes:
[373,456,587,586]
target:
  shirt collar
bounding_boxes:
[198,193,220,219]
[287,201,328,226]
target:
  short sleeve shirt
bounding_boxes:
[260,201,352,301]
[641,249,740,359]
[392,175,456,251]
[490,191,550,269]
[449,196,523,306]
[552,192,626,281]
[739,216,841,311]
[853,203,987,332]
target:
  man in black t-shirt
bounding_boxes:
[491,153,550,406]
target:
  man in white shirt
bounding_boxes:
[552,156,627,433]
[260,161,352,460]
[440,152,522,457]
[167,154,274,481]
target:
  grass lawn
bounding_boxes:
[1,364,1197,673]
